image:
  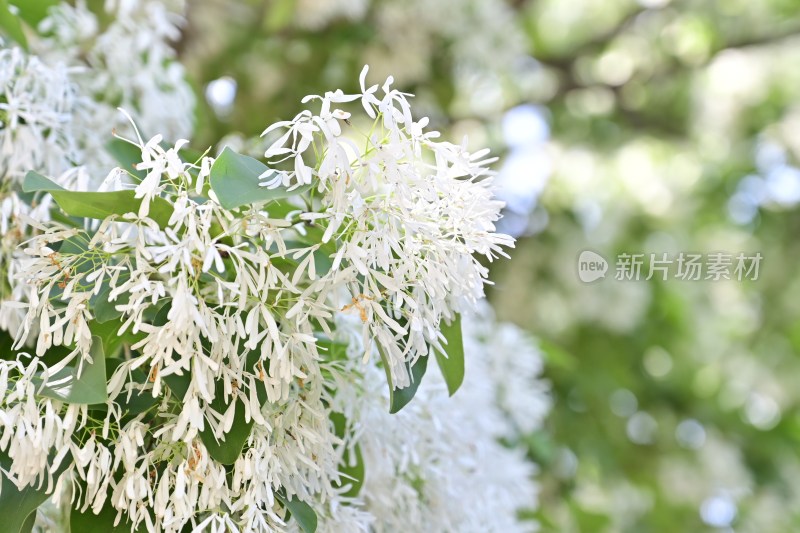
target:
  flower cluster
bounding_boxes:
[0,0,194,346]
[261,66,513,388]
[0,3,548,532]
[0,46,81,183]
[35,0,195,152]
[328,305,550,532]
[0,60,544,532]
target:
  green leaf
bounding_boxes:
[23,171,174,228]
[20,512,35,533]
[330,413,365,497]
[379,345,429,414]
[70,500,144,533]
[199,386,254,465]
[92,280,129,324]
[10,0,57,26]
[434,314,465,396]
[106,138,146,180]
[316,339,349,362]
[37,336,108,405]
[109,137,206,176]
[276,491,317,533]
[162,371,190,401]
[209,147,310,210]
[263,199,304,220]
[57,234,91,255]
[340,442,364,497]
[89,318,143,359]
[104,359,157,416]
[0,329,14,361]
[0,476,45,533]
[0,452,68,533]
[0,0,27,50]
[197,348,268,464]
[22,170,60,192]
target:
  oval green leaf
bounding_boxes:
[209,147,310,210]
[36,336,108,405]
[0,451,69,533]
[330,412,365,497]
[198,386,254,465]
[378,345,429,414]
[276,491,317,533]
[10,0,57,27]
[434,314,465,397]
[70,500,145,533]
[0,0,27,50]
[23,171,173,228]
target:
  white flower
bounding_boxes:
[134,137,189,217]
[252,66,514,387]
[326,306,550,532]
[0,47,81,182]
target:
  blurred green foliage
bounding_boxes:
[176,0,800,531]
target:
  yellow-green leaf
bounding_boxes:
[0,0,27,50]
